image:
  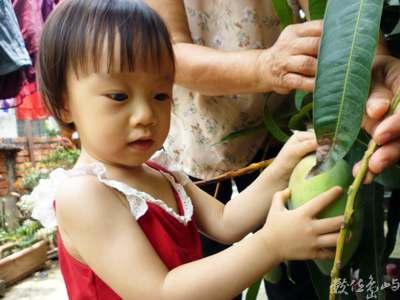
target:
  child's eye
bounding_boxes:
[108,93,128,101]
[154,93,170,101]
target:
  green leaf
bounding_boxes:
[313,0,383,173]
[245,278,261,300]
[17,235,37,248]
[305,262,355,299]
[375,162,400,188]
[263,100,290,142]
[294,90,308,110]
[289,103,313,131]
[271,0,294,30]
[309,0,328,20]
[306,260,330,300]
[294,90,313,111]
[345,131,400,189]
[382,189,400,261]
[213,123,267,145]
[356,183,386,300]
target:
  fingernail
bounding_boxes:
[367,98,390,116]
[379,160,389,173]
[377,133,391,145]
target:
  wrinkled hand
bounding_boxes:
[354,54,400,183]
[261,187,344,263]
[257,20,323,94]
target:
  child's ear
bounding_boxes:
[60,105,73,124]
[60,94,73,123]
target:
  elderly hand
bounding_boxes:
[256,20,323,94]
[354,54,400,183]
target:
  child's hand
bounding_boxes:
[261,186,344,263]
[269,131,318,186]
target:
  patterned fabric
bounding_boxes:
[164,0,291,179]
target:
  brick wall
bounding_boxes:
[0,137,64,196]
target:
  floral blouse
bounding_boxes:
[164,0,296,179]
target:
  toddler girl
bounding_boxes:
[32,0,344,299]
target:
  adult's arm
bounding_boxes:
[144,0,322,96]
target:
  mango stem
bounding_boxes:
[329,86,400,300]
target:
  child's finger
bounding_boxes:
[271,188,291,210]
[282,132,318,158]
[301,186,343,216]
[316,232,341,248]
[313,215,344,235]
[315,247,337,261]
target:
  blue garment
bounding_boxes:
[0,0,31,99]
[0,0,31,76]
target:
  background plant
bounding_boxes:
[13,147,80,195]
[1,146,80,258]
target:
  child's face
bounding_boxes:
[63,48,174,167]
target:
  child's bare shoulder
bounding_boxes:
[55,174,125,222]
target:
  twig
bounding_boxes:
[329,86,400,300]
[194,158,275,187]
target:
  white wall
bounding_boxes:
[0,108,18,138]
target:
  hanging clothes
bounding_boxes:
[0,0,32,101]
[11,0,57,120]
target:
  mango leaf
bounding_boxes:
[245,278,261,300]
[355,183,386,300]
[294,90,313,110]
[375,162,400,189]
[346,133,400,263]
[382,188,400,261]
[263,100,290,142]
[309,0,328,20]
[271,0,294,30]
[306,261,357,299]
[213,123,267,145]
[288,103,313,131]
[306,261,330,300]
[346,130,400,189]
[312,0,383,174]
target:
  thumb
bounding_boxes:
[272,188,291,210]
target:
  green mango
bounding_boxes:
[263,264,282,284]
[288,154,363,276]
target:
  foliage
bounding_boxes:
[1,146,79,258]
[0,195,58,258]
[221,0,400,299]
[13,147,80,195]
[0,218,55,258]
[45,119,62,137]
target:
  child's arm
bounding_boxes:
[56,176,343,300]
[189,131,319,244]
[55,132,344,300]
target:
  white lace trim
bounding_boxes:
[31,151,192,228]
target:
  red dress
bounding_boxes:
[39,154,203,299]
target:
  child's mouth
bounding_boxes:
[129,139,154,151]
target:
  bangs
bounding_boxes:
[69,0,175,75]
[40,0,175,77]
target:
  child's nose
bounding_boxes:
[129,100,157,127]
